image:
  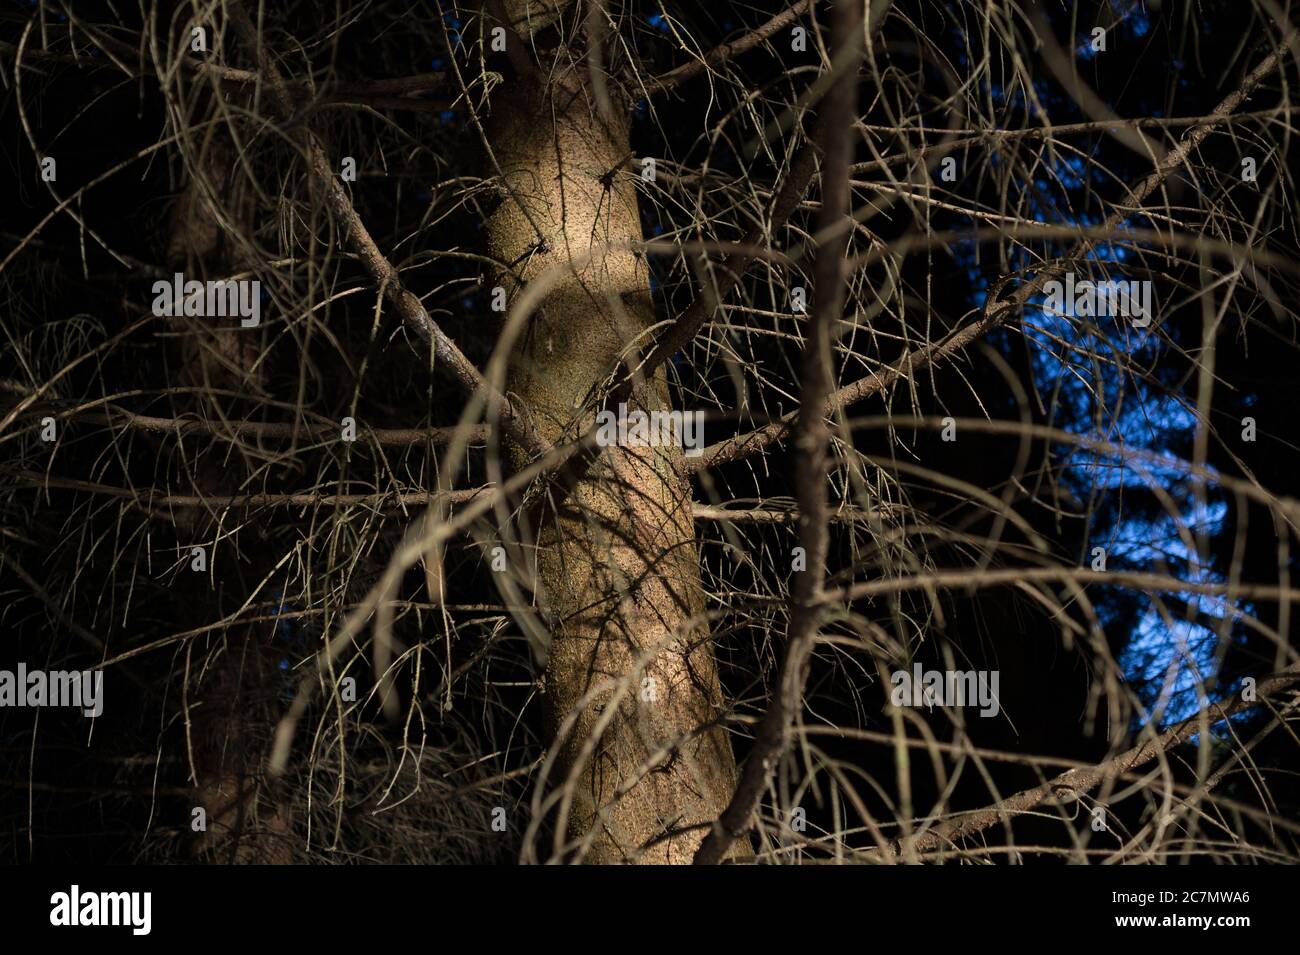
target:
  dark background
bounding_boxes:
[2,0,1297,862]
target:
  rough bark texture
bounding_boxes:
[486,70,737,862]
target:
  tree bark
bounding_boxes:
[168,118,291,864]
[486,67,737,862]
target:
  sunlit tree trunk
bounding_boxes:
[485,19,737,862]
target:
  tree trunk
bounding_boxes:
[486,68,737,862]
[168,121,291,864]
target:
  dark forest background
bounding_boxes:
[2,0,1298,863]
